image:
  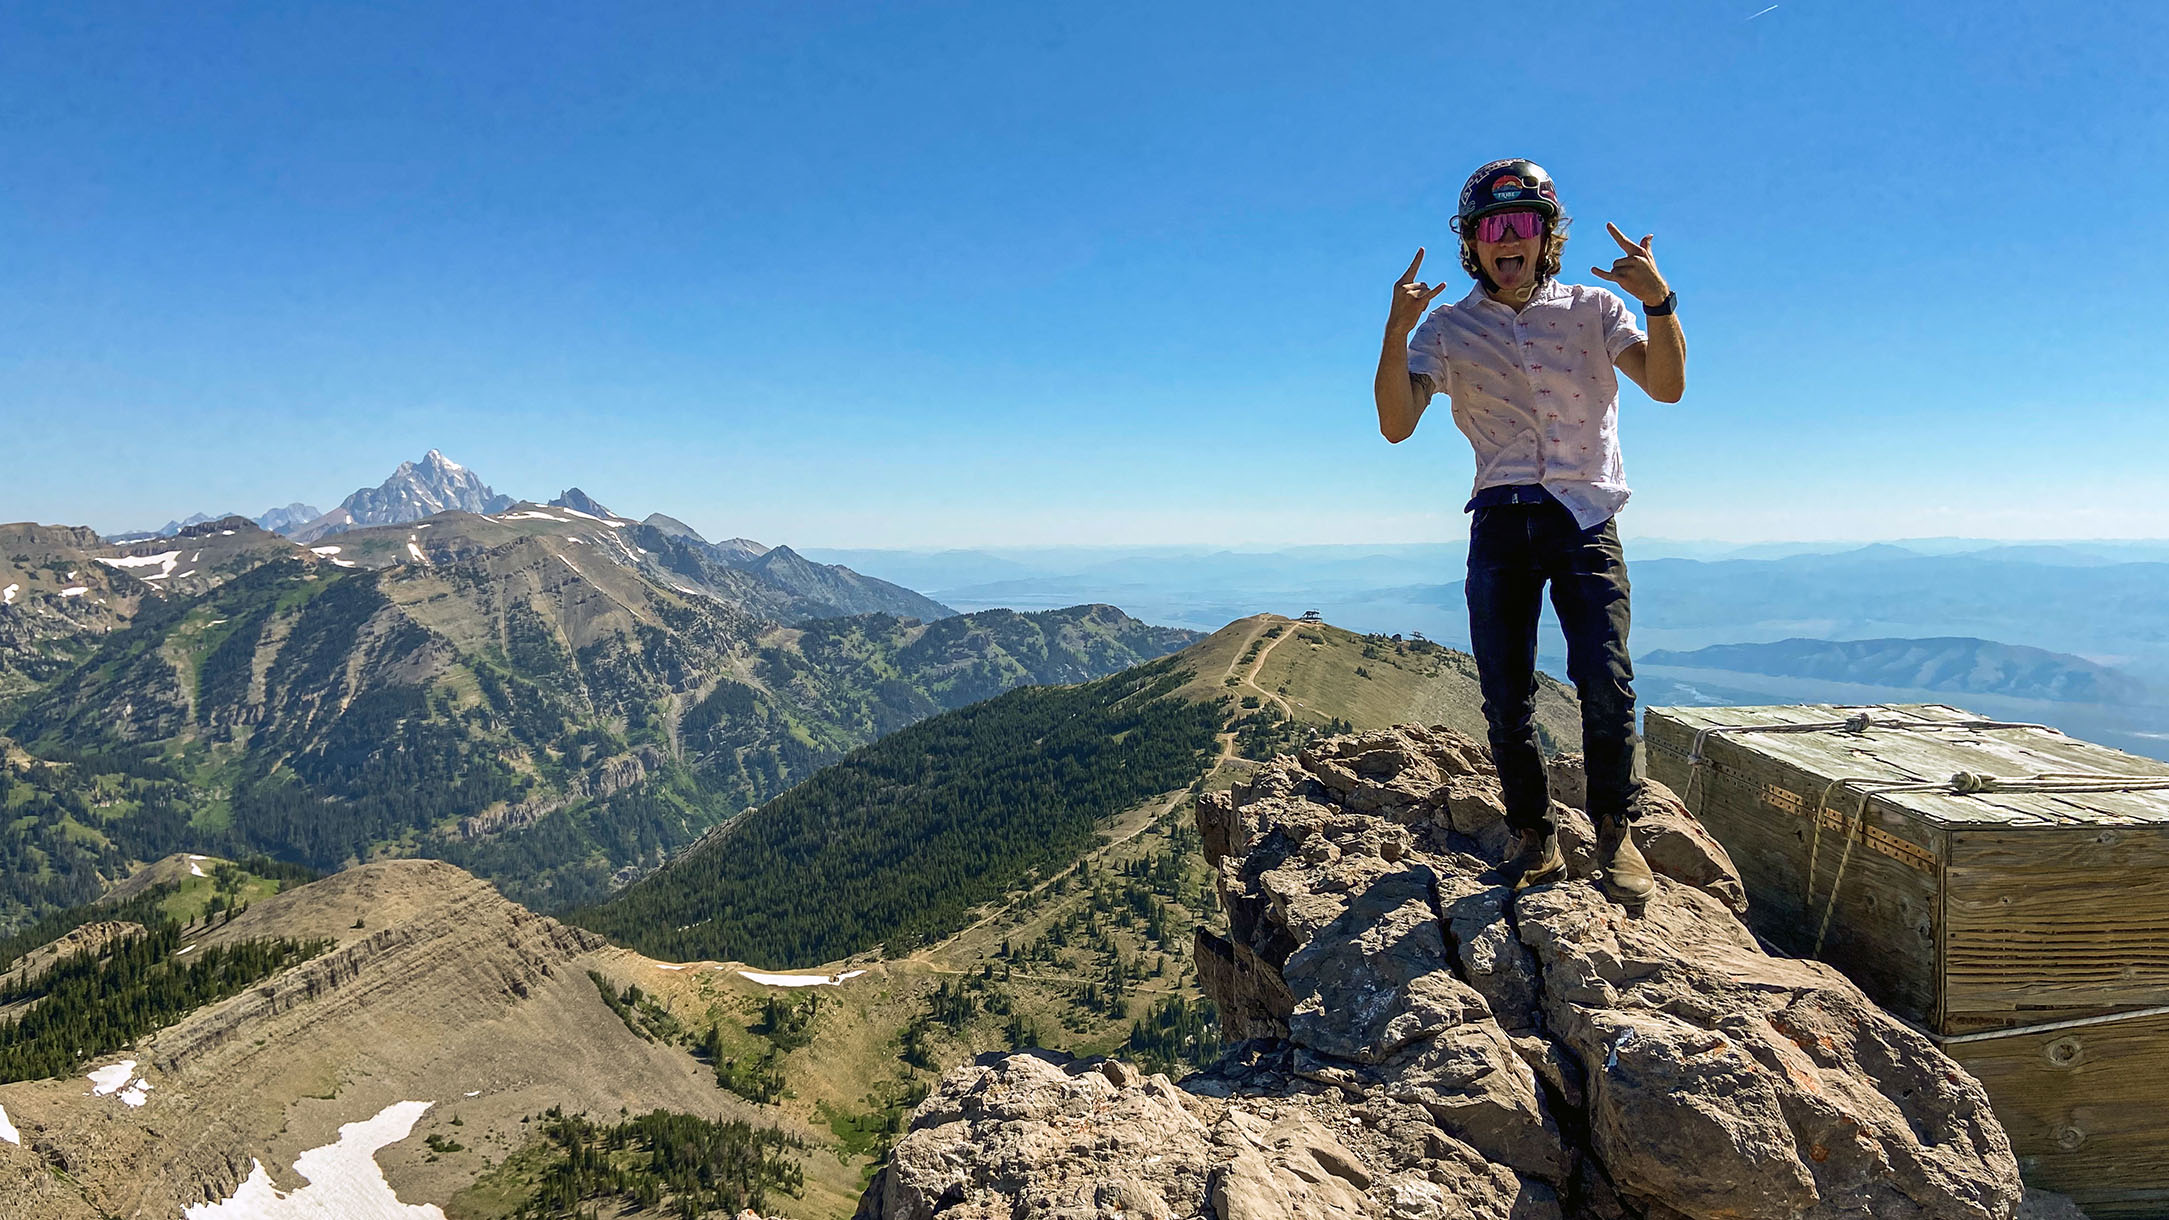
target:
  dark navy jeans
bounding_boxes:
[1465,495,1645,832]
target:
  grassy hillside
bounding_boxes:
[0,852,318,979]
[1171,613,1581,771]
[0,857,818,1220]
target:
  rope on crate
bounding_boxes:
[1806,775,1952,957]
[1677,712,2062,816]
[1947,770,2169,795]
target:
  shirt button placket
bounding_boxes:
[1514,314,1545,481]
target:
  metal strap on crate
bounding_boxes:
[1914,1003,2169,1046]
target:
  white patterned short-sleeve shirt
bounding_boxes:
[1406,280,1647,529]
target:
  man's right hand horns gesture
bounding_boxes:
[1388,248,1452,338]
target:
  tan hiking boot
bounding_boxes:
[1508,828,1567,891]
[1595,816,1655,905]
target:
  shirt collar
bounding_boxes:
[1463,279,1569,314]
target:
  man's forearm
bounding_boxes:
[1642,312,1685,403]
[1376,334,1425,443]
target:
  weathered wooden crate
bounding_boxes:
[1646,704,2169,1217]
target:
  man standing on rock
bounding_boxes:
[1371,158,1685,904]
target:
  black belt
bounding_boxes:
[1465,483,1557,512]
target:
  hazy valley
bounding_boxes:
[809,539,2169,759]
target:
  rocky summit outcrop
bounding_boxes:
[861,726,2027,1220]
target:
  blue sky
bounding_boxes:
[5,1,2165,546]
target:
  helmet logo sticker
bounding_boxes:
[1490,175,1535,201]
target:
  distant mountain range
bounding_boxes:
[108,503,326,543]
[112,452,826,611]
[806,540,2169,759]
[2,455,1212,924]
[1642,637,2147,705]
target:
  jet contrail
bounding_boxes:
[1747,4,1780,17]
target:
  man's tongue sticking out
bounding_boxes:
[1494,253,1526,287]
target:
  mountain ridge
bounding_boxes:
[3,551,1197,919]
[1643,635,2146,704]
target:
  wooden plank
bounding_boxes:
[1949,1010,2169,1219]
[1944,829,2169,1024]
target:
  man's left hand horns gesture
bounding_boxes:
[1590,222,1670,307]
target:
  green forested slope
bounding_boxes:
[568,659,1224,967]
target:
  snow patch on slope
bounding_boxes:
[184,1100,444,1219]
[98,551,183,579]
[87,1061,137,1095]
[737,969,867,988]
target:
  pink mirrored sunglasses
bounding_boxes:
[1471,210,1546,243]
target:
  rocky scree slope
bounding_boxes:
[861,726,2026,1220]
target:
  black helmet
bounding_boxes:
[1454,158,1561,231]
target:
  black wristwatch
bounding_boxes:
[1643,291,1677,317]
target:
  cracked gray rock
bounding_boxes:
[859,726,2028,1220]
